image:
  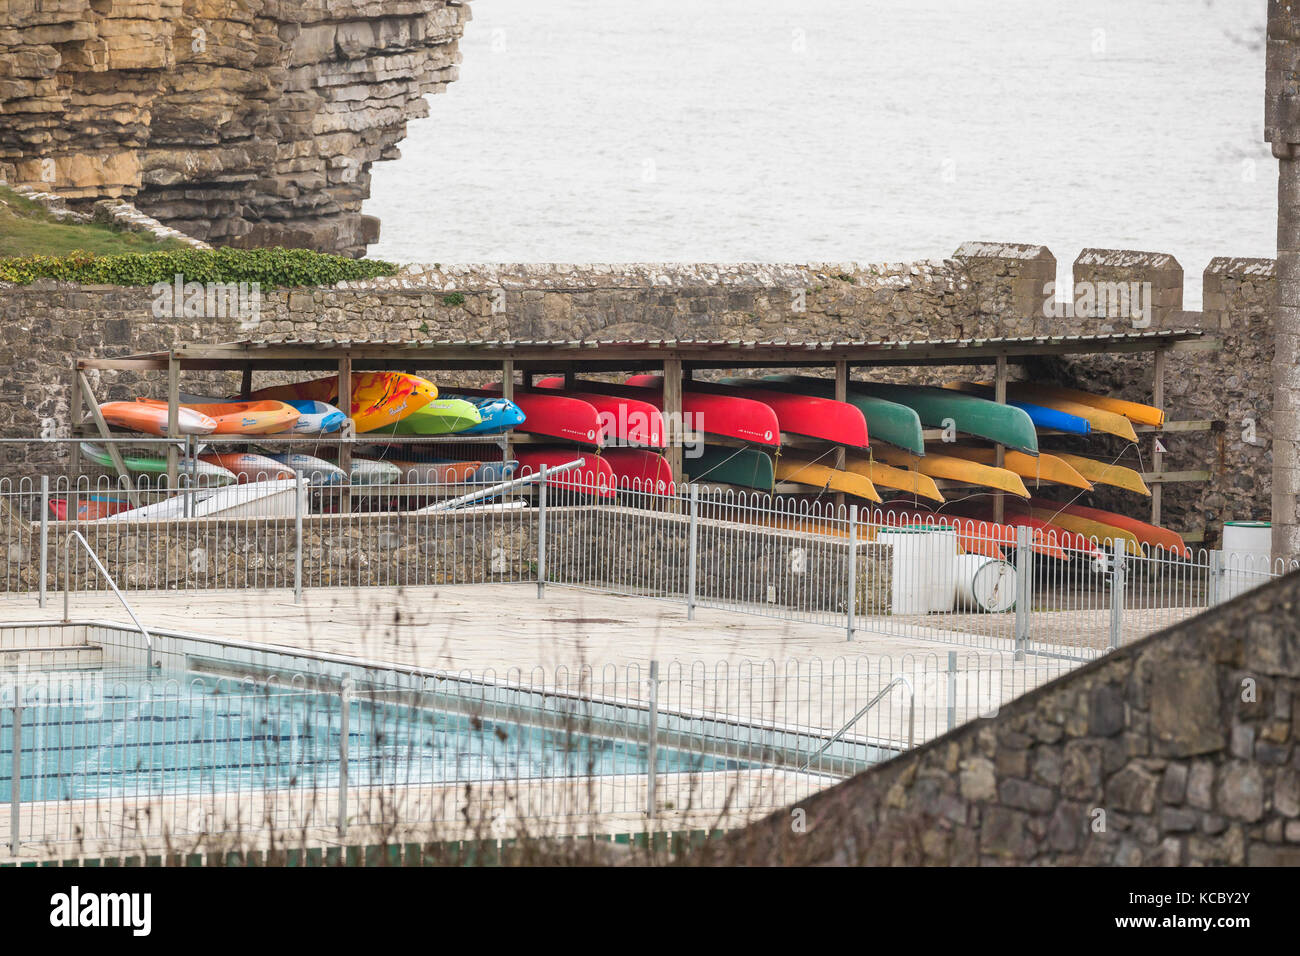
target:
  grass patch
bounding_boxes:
[0,185,186,258]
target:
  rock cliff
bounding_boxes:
[0,0,470,255]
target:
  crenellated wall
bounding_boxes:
[0,243,1277,542]
[0,0,471,255]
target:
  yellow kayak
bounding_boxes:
[941,446,1093,491]
[874,447,1030,497]
[775,455,881,503]
[1045,452,1151,496]
[844,456,945,503]
[1025,505,1142,555]
[1004,382,1164,427]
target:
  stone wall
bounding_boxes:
[0,0,470,255]
[0,243,1278,541]
[712,567,1300,866]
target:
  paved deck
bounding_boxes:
[3,583,1015,672]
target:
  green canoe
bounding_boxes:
[367,399,482,436]
[686,445,775,490]
[847,382,1039,455]
[725,375,927,456]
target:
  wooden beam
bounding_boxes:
[76,370,140,507]
[834,360,848,509]
[239,366,252,400]
[1139,470,1211,483]
[993,354,1007,525]
[166,353,180,489]
[663,357,684,483]
[1152,348,1166,526]
[337,356,353,513]
[501,359,515,466]
[69,366,82,483]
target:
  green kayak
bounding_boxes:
[366,399,482,436]
[725,375,927,456]
[79,442,237,486]
[849,382,1038,455]
[686,445,774,490]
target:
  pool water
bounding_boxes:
[0,669,744,802]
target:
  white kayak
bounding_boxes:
[265,453,348,485]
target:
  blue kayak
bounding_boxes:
[1009,400,1091,436]
[449,396,526,434]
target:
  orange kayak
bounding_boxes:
[874,501,1069,560]
[137,399,299,435]
[99,401,216,436]
[198,453,297,483]
[1028,497,1189,558]
[252,372,438,432]
[942,446,1093,491]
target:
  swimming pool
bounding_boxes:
[0,667,748,804]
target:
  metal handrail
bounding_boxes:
[61,530,155,669]
[800,675,914,772]
[414,456,587,513]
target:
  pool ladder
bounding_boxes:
[799,676,914,772]
[60,530,156,670]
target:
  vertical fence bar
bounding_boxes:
[1109,538,1126,650]
[946,650,957,731]
[536,466,548,599]
[1208,549,1223,606]
[646,660,659,820]
[687,485,699,619]
[294,471,304,604]
[337,679,351,837]
[9,704,20,856]
[846,504,858,641]
[38,476,48,608]
[1013,524,1032,659]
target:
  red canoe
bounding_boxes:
[600,448,675,494]
[950,502,1106,561]
[536,377,780,447]
[458,387,606,446]
[511,448,617,498]
[624,374,868,448]
[1027,497,1190,558]
[506,382,664,447]
[877,501,1073,561]
[49,497,132,521]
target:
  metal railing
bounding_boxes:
[0,649,1070,856]
[2,471,1297,662]
[60,530,154,670]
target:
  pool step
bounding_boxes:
[0,644,105,672]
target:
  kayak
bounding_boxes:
[530,382,666,446]
[886,503,1078,561]
[1042,451,1150,496]
[264,453,348,485]
[538,378,780,447]
[844,456,944,502]
[446,396,527,435]
[99,401,216,436]
[1028,497,1189,557]
[378,399,483,436]
[512,448,617,498]
[79,442,237,486]
[199,453,297,483]
[183,394,347,435]
[252,372,438,432]
[687,445,775,490]
[773,454,881,503]
[846,383,1038,454]
[982,388,1138,441]
[1001,382,1165,427]
[942,383,1091,436]
[601,448,675,493]
[941,446,1093,491]
[873,502,1022,560]
[625,375,869,448]
[744,374,926,454]
[139,399,299,436]
[459,386,606,445]
[1016,500,1142,555]
[873,447,1030,497]
[346,457,402,485]
[49,496,133,521]
[387,459,483,484]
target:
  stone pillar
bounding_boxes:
[952,241,1056,335]
[1071,249,1183,332]
[1266,0,1300,559]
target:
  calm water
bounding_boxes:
[367,0,1274,309]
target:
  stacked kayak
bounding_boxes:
[526,383,666,447]
[137,399,299,435]
[1026,497,1189,557]
[264,453,348,486]
[99,401,216,436]
[252,372,438,432]
[688,446,775,490]
[844,382,1038,454]
[448,396,527,435]
[459,386,607,445]
[199,452,296,483]
[377,399,482,436]
[773,454,881,502]
[80,442,236,486]
[511,449,616,498]
[741,374,926,454]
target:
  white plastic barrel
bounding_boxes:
[953,554,1017,613]
[1221,520,1272,601]
[879,526,958,614]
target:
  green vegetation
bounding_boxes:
[0,185,185,258]
[442,292,466,306]
[0,185,400,288]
